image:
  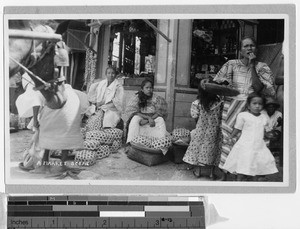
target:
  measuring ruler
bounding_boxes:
[7,195,206,228]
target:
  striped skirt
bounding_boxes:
[219,97,247,169]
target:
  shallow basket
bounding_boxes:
[127,142,168,166]
[203,82,240,97]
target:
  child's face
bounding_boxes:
[265,104,276,116]
[248,97,263,115]
[142,82,153,97]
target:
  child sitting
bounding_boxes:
[223,93,278,181]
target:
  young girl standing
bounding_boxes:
[223,93,278,181]
[183,79,223,180]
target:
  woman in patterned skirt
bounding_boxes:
[213,36,275,180]
[183,79,223,180]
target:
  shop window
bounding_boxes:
[110,20,157,84]
[190,19,239,88]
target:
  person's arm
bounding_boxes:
[112,84,124,113]
[190,100,200,124]
[136,112,156,127]
[213,61,232,86]
[32,106,40,128]
[230,128,241,139]
[227,128,241,145]
[96,101,105,108]
[249,52,264,92]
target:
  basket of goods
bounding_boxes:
[168,128,191,164]
[201,79,240,97]
[74,150,97,167]
[80,128,123,163]
[127,135,171,166]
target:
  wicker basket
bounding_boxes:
[127,142,168,166]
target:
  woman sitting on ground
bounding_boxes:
[86,66,124,130]
[124,78,168,144]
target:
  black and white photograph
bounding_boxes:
[1,3,299,229]
[3,5,295,194]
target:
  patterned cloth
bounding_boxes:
[84,49,97,92]
[223,112,278,176]
[213,59,275,169]
[182,99,223,166]
[123,93,168,124]
[124,93,168,144]
[214,60,275,100]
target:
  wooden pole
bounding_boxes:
[143,19,172,43]
[9,56,51,87]
[9,29,62,41]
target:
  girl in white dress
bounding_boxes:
[223,93,278,181]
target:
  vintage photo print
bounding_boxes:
[3,5,296,194]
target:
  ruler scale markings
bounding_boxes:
[7,196,205,228]
[53,205,98,211]
[99,205,144,211]
[144,205,190,212]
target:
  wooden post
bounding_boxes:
[9,29,62,41]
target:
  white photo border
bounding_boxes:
[3,4,296,194]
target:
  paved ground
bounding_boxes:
[9,130,283,182]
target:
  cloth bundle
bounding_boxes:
[171,128,191,144]
[74,150,97,167]
[131,135,172,155]
[85,109,105,132]
[75,128,123,165]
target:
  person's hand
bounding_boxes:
[33,120,39,129]
[148,118,155,127]
[224,136,235,145]
[139,119,149,126]
[248,52,257,66]
[277,117,283,126]
[96,101,104,108]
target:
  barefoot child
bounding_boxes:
[183,79,223,180]
[223,93,278,181]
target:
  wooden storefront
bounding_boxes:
[89,19,282,132]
